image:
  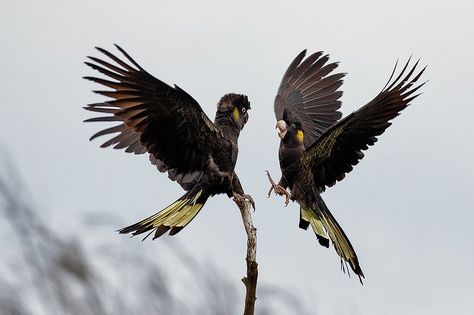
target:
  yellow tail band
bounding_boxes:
[118,189,206,239]
[153,190,203,228]
[301,206,328,240]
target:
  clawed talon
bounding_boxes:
[267,185,274,197]
[233,193,256,210]
[265,170,291,206]
[276,185,291,206]
[242,194,256,211]
[266,170,278,197]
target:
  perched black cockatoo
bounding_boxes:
[84,45,253,240]
[268,50,426,283]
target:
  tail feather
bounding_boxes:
[300,207,330,248]
[118,188,208,240]
[304,197,365,283]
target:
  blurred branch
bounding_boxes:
[234,198,258,315]
[0,153,60,315]
[0,148,311,315]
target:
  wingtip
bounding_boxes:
[298,49,307,58]
[411,58,420,70]
[114,43,126,54]
[94,46,106,54]
[83,117,96,124]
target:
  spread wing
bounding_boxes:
[274,50,345,148]
[83,45,231,190]
[303,58,427,190]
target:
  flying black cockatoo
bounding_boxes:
[83,45,253,240]
[267,50,426,283]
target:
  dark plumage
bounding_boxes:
[84,45,253,239]
[270,50,426,283]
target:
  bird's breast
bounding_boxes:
[279,145,303,189]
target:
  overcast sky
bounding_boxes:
[1,0,473,314]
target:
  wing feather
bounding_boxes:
[303,58,427,190]
[84,45,230,189]
[274,50,345,147]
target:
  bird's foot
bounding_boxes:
[266,170,278,197]
[242,194,256,210]
[233,193,256,210]
[265,170,291,206]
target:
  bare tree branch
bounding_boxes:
[234,198,258,315]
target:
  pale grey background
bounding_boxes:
[1,0,473,314]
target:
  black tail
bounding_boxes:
[118,187,209,240]
[301,196,364,283]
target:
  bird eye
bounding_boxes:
[241,107,246,113]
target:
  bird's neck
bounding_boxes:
[283,131,304,148]
[214,111,240,143]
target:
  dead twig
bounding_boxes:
[233,197,258,315]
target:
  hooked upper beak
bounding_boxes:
[239,112,249,130]
[276,120,287,139]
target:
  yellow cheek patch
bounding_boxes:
[297,130,304,143]
[233,107,240,121]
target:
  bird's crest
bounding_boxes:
[218,93,251,110]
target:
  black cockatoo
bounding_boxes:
[268,50,426,283]
[84,45,253,240]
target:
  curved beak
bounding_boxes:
[238,112,249,130]
[276,120,287,139]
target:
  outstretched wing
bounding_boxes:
[303,58,427,190]
[274,50,345,148]
[84,45,231,190]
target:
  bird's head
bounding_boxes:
[217,93,251,130]
[276,109,304,144]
